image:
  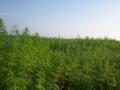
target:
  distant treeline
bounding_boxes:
[1,18,120,90]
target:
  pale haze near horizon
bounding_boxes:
[0,0,120,39]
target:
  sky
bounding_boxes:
[0,0,120,39]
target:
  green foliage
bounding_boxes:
[1,19,120,90]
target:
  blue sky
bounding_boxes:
[0,0,120,39]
